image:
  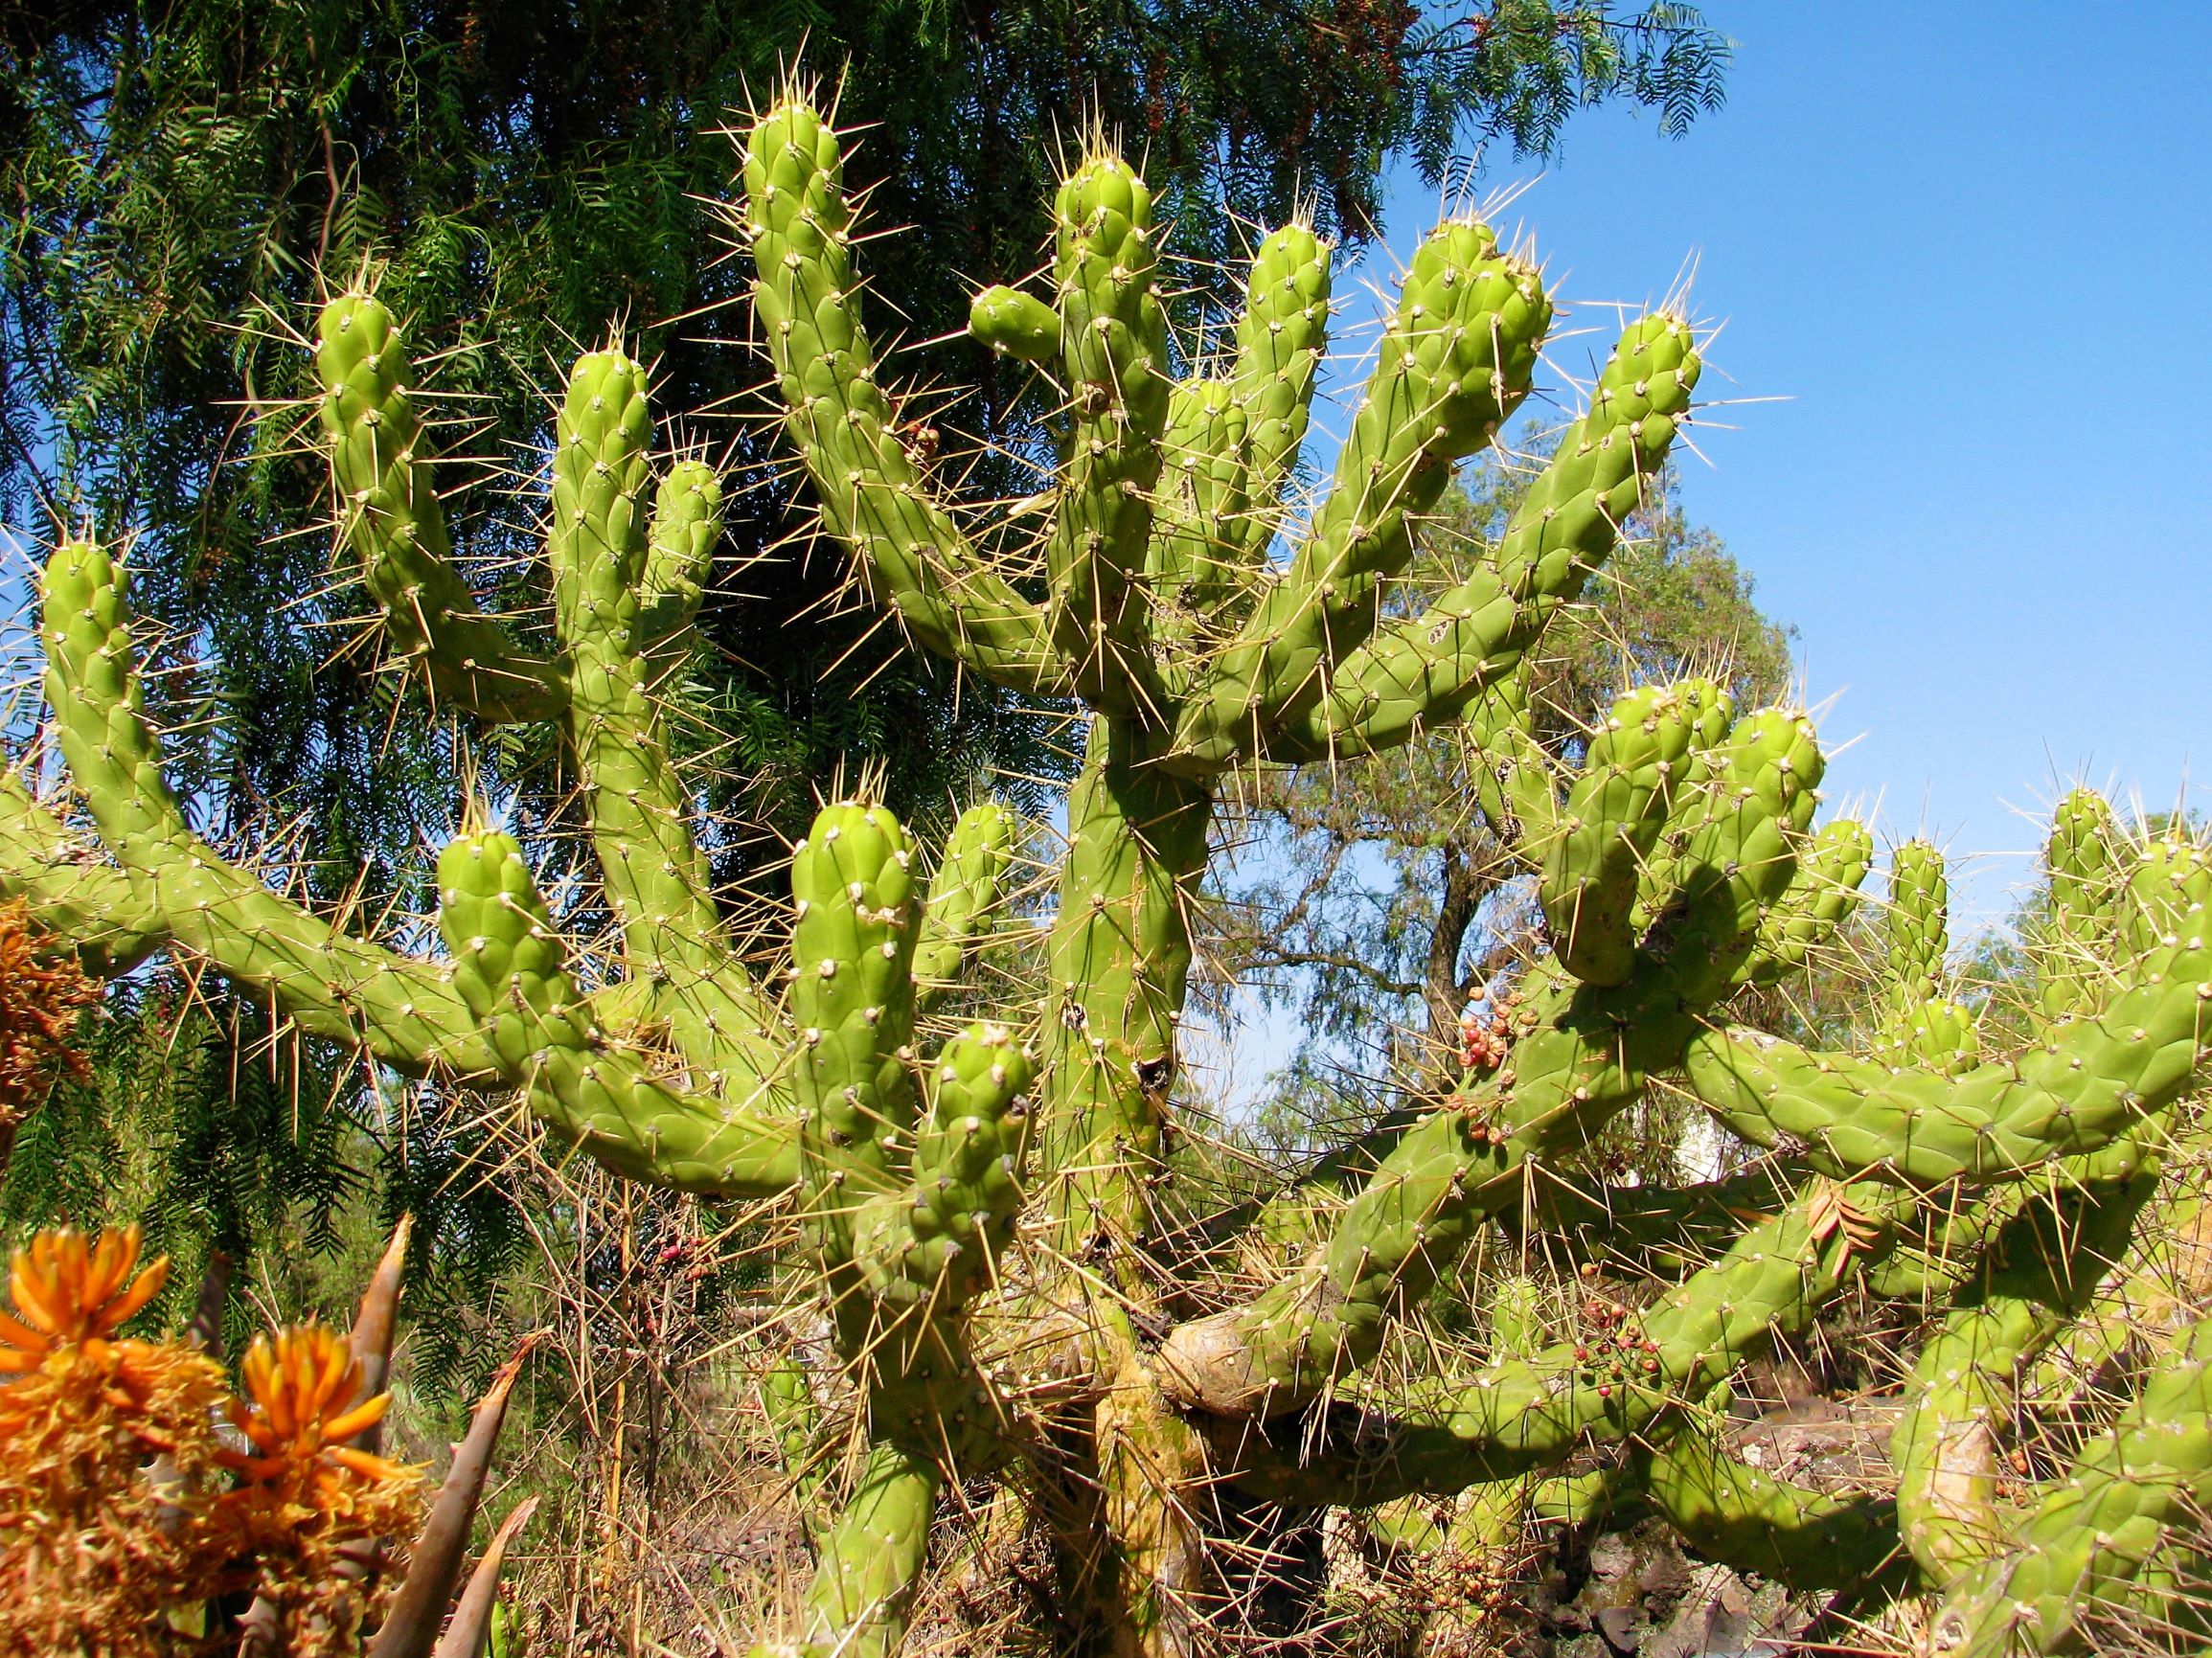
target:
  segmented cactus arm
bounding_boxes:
[26,537,801,1197]
[1940,1310,2212,1656]
[536,341,784,1071]
[1745,816,1874,985]
[1891,1172,2156,1588]
[1686,895,2211,1187]
[739,98,1068,701]
[37,538,498,1075]
[1158,697,1827,1419]
[911,800,1015,1018]
[1167,221,1554,772]
[1224,221,1333,563]
[1036,148,1174,715]
[1257,312,1701,768]
[436,827,800,1196]
[316,294,568,724]
[1633,1414,1906,1596]
[789,1438,940,1658]
[2039,785,2123,1018]
[0,772,167,975]
[1201,1182,1910,1505]
[321,294,778,1072]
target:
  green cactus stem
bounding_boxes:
[1632,1408,1905,1597]
[1684,864,2210,1185]
[1262,312,1702,767]
[1198,1181,1913,1506]
[434,826,800,1192]
[1224,221,1332,564]
[741,99,1068,699]
[1891,1170,2158,1585]
[2039,786,2124,1018]
[785,1439,941,1658]
[316,294,569,723]
[1746,815,1873,984]
[1940,1310,2212,1656]
[912,801,1015,1015]
[1538,682,1698,986]
[0,771,166,976]
[1156,698,1827,1418]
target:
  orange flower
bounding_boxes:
[0,1227,231,1657]
[0,1223,171,1402]
[223,1322,409,1488]
[215,1323,426,1652]
[0,897,101,1128]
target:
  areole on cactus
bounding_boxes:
[0,74,2206,1658]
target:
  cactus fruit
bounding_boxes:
[5,82,2208,1658]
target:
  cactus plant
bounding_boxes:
[3,83,2208,1656]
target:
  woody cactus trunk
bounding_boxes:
[5,83,2210,1658]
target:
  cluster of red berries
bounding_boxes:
[1571,1272,1661,1400]
[1457,988,1518,1072]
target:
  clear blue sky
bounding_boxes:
[1354,3,2212,927]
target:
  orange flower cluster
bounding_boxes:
[0,1226,428,1656]
[0,897,102,1149]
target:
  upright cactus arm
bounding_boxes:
[1143,223,1333,652]
[790,802,923,1273]
[1685,843,2211,1185]
[1042,150,1173,714]
[1224,221,1333,563]
[1169,222,1552,772]
[2040,786,2123,1018]
[1538,683,1698,987]
[854,1023,1035,1312]
[316,294,569,724]
[2124,824,2205,949]
[1157,703,1825,1418]
[636,459,722,650]
[740,98,1067,700]
[37,538,497,1076]
[1890,1170,2157,1587]
[1876,839,1979,1071]
[771,1438,941,1658]
[1261,312,1700,767]
[321,295,783,1084]
[1745,816,1874,984]
[434,827,801,1195]
[1940,1309,2212,1657]
[0,773,167,975]
[24,534,802,1195]
[538,342,780,1078]
[1146,375,1251,661]
[911,801,1015,1018]
[1884,838,1950,1013]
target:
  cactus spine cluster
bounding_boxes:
[4,80,2208,1658]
